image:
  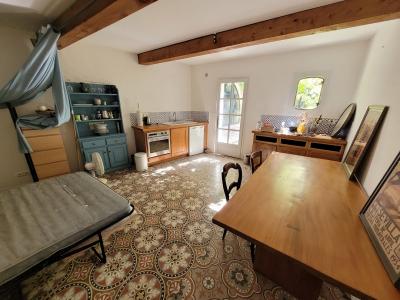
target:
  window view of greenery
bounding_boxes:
[294,77,324,110]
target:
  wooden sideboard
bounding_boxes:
[252,130,347,161]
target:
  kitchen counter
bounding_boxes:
[133,121,208,166]
[132,121,209,132]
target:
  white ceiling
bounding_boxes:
[0,0,384,65]
[80,0,343,53]
[0,0,74,30]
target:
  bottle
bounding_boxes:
[297,122,306,134]
[281,122,289,134]
[137,103,143,126]
[96,110,102,119]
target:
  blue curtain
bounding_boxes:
[0,27,70,153]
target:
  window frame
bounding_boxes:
[293,76,325,110]
[216,78,248,148]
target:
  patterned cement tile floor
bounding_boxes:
[22,154,351,300]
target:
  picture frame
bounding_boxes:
[343,105,388,179]
[360,152,400,288]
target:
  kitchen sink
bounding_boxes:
[162,121,198,125]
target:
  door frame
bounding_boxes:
[215,77,249,158]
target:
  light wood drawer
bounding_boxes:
[307,149,342,161]
[23,128,61,138]
[277,145,307,156]
[36,161,70,179]
[31,148,68,165]
[27,135,64,151]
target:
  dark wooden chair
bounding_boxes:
[221,162,255,262]
[250,150,262,173]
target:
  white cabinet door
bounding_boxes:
[189,126,204,155]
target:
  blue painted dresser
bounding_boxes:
[66,82,130,172]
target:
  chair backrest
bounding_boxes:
[221,162,242,201]
[250,150,262,173]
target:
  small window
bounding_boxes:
[294,77,324,110]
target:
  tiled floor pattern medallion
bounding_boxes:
[22,154,351,299]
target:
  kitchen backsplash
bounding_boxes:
[261,114,338,135]
[130,111,209,126]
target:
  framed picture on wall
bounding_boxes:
[343,105,388,179]
[360,152,400,287]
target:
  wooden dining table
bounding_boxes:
[212,152,400,300]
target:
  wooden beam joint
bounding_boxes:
[213,34,217,44]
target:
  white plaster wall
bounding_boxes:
[0,26,54,189]
[345,20,400,195]
[0,26,191,189]
[1,20,397,194]
[59,42,192,168]
[191,41,369,156]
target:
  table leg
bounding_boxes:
[254,245,323,300]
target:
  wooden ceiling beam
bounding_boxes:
[138,0,400,65]
[54,0,158,49]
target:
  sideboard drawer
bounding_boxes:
[82,139,106,149]
[307,149,342,161]
[106,136,126,145]
[277,145,307,156]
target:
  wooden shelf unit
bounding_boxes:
[66,82,130,172]
[252,130,347,162]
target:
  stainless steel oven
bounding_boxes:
[147,131,171,158]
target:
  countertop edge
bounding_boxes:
[252,130,347,145]
[133,122,209,132]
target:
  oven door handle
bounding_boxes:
[149,137,169,142]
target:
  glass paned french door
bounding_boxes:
[216,80,246,158]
